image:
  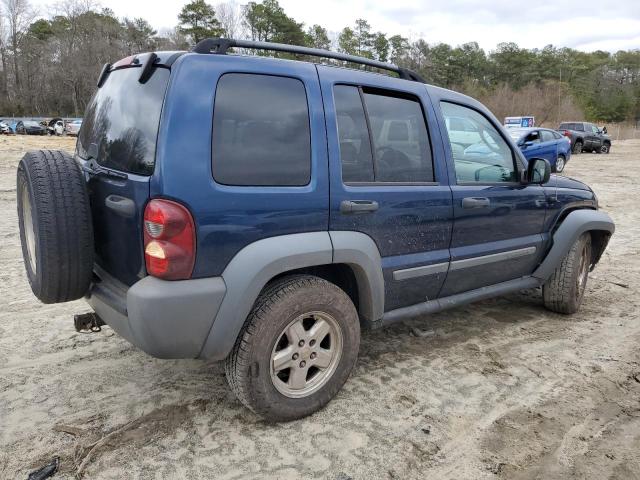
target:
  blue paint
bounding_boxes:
[80,51,597,312]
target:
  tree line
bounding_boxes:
[1,0,638,125]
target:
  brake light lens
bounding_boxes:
[143,199,196,280]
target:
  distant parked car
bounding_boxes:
[47,118,65,136]
[65,119,82,136]
[558,121,611,154]
[16,120,47,135]
[0,119,11,134]
[508,127,571,172]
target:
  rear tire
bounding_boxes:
[16,150,94,303]
[555,154,566,173]
[573,140,582,154]
[225,275,360,422]
[543,233,592,314]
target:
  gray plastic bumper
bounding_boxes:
[87,275,226,359]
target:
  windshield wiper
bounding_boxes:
[81,159,128,180]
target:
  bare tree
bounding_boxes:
[216,1,242,39]
[2,0,36,94]
[0,8,9,103]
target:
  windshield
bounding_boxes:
[77,67,170,175]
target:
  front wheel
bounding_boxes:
[543,233,592,314]
[600,143,610,154]
[555,154,566,173]
[225,275,360,421]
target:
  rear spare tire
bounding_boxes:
[16,150,94,303]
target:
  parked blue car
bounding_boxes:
[508,127,572,172]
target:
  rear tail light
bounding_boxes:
[143,199,196,280]
[561,130,571,137]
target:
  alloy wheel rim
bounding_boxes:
[556,157,565,172]
[21,187,36,274]
[270,311,343,399]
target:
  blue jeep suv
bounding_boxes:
[16,39,614,421]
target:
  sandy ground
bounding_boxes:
[0,135,639,480]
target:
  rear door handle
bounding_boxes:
[340,200,379,214]
[462,197,490,209]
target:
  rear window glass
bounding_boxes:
[77,67,169,175]
[559,123,584,131]
[212,73,311,186]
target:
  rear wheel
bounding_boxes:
[16,150,94,303]
[543,233,592,314]
[555,154,566,173]
[573,140,583,154]
[225,275,360,421]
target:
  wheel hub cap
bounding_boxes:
[270,311,343,398]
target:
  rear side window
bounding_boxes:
[212,73,311,186]
[334,85,374,182]
[334,85,434,183]
[541,130,555,142]
[77,67,170,175]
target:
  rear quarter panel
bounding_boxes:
[153,54,329,278]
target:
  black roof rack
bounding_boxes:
[192,38,426,83]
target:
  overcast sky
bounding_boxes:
[34,0,640,52]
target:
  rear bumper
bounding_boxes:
[87,272,226,359]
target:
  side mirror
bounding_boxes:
[522,141,533,148]
[527,158,551,184]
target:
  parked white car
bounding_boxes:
[65,119,82,136]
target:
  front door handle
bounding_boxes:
[340,200,379,214]
[462,197,490,209]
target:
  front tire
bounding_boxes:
[600,143,610,154]
[225,275,360,422]
[543,233,592,314]
[555,154,566,173]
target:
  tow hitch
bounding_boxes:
[74,312,105,333]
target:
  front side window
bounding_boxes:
[334,86,434,183]
[524,130,542,143]
[212,73,311,186]
[441,102,517,183]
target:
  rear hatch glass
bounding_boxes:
[77,66,170,287]
[77,67,170,174]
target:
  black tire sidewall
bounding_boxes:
[16,163,43,294]
[243,278,360,420]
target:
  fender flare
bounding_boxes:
[198,231,384,360]
[532,209,614,281]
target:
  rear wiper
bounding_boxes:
[81,160,128,180]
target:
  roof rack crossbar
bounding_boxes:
[192,38,425,83]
